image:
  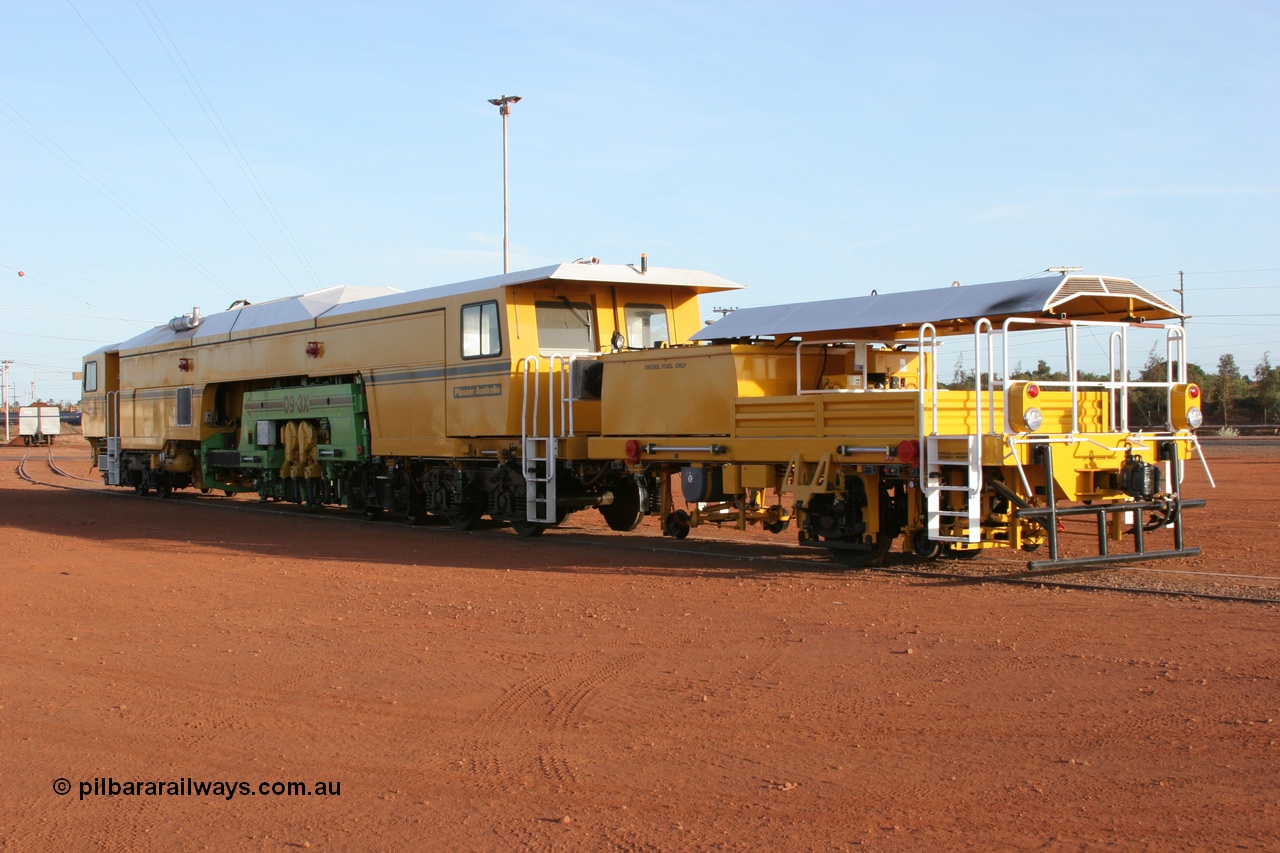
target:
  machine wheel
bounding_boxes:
[830,533,893,569]
[157,479,173,500]
[663,510,691,540]
[599,477,647,532]
[134,482,150,497]
[448,501,483,531]
[511,518,546,538]
[911,529,942,560]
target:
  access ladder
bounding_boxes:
[924,434,982,545]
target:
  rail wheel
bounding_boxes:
[829,533,893,569]
[911,529,942,560]
[448,501,483,531]
[600,476,647,532]
[511,518,546,538]
[390,469,422,525]
[663,509,691,539]
[942,543,982,560]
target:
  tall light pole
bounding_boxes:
[1,360,11,444]
[488,95,521,273]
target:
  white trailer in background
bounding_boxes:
[19,405,61,446]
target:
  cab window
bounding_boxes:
[461,301,502,358]
[536,300,596,355]
[83,361,99,393]
[623,303,669,348]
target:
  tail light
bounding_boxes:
[1171,384,1203,430]
[1008,382,1045,433]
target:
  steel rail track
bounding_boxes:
[45,450,99,482]
[11,452,1279,605]
[15,449,102,488]
[865,565,1280,606]
[563,539,1280,605]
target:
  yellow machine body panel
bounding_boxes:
[83,264,741,458]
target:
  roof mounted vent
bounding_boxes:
[168,307,203,332]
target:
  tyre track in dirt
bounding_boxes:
[459,648,659,788]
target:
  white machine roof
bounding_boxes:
[97,263,744,354]
[692,274,1182,340]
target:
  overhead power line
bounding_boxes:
[0,98,238,298]
[67,0,301,295]
[135,0,323,291]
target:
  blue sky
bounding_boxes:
[3,0,1278,404]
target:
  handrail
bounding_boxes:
[794,339,857,394]
[1068,323,1080,434]
[1165,326,1189,432]
[1108,330,1125,432]
[999,316,1189,437]
[548,353,565,441]
[564,351,608,437]
[106,389,120,439]
[917,323,938,499]
[917,324,939,436]
[973,318,994,437]
[519,356,538,449]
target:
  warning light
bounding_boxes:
[1026,383,1040,399]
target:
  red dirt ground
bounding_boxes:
[1,440,1277,851]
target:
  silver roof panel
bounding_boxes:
[101,284,401,353]
[692,274,1182,340]
[99,263,744,354]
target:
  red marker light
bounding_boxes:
[896,439,920,464]
[1026,384,1040,398]
[1188,385,1199,399]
